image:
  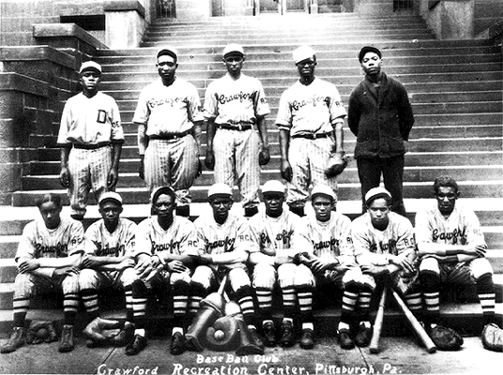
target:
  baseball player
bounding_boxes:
[415,176,500,350]
[204,44,270,218]
[134,47,204,217]
[1,194,84,354]
[78,192,137,348]
[127,186,198,356]
[189,183,262,346]
[350,187,420,348]
[248,180,307,348]
[295,185,368,350]
[58,61,124,220]
[276,45,347,217]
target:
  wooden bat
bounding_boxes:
[391,288,437,354]
[369,287,387,354]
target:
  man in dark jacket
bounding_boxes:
[348,46,414,216]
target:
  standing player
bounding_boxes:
[276,45,347,217]
[1,194,84,354]
[134,47,204,217]
[189,183,262,346]
[127,186,198,356]
[248,180,308,348]
[295,185,367,350]
[58,61,124,220]
[78,192,137,347]
[415,176,500,350]
[204,44,270,218]
[350,187,419,348]
[348,46,414,216]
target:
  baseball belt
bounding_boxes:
[216,123,253,131]
[291,132,332,140]
[73,142,111,150]
[149,128,192,140]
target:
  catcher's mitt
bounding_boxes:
[430,325,463,351]
[83,317,122,347]
[482,323,503,352]
[26,320,58,344]
[325,156,348,178]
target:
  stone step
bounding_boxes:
[8,181,503,207]
[20,165,503,191]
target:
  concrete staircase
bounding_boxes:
[1,13,502,334]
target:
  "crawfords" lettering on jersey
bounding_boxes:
[34,243,69,258]
[432,227,467,244]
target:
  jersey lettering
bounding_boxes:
[147,96,184,109]
[290,96,330,111]
[151,240,182,254]
[97,110,107,124]
[34,243,68,258]
[217,91,256,105]
[259,229,293,248]
[95,242,125,257]
[313,238,340,252]
[432,227,467,244]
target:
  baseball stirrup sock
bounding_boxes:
[477,273,496,324]
[125,286,134,322]
[357,289,372,321]
[283,287,297,316]
[256,287,273,315]
[12,297,30,327]
[64,293,79,325]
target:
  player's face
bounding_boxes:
[156,55,178,82]
[435,186,458,216]
[296,58,316,79]
[80,70,101,94]
[312,195,333,222]
[99,201,123,227]
[223,53,244,76]
[39,201,62,230]
[361,52,382,76]
[209,196,233,223]
[264,193,285,218]
[153,194,175,219]
[368,198,390,230]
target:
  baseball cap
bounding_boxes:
[150,186,176,204]
[262,180,286,195]
[99,192,123,206]
[208,183,233,200]
[311,185,337,202]
[223,44,244,58]
[79,61,102,74]
[365,187,391,206]
[358,46,382,62]
[157,46,178,61]
[293,45,315,64]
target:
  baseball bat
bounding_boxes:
[391,289,437,354]
[369,287,387,354]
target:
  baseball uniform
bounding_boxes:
[133,77,203,208]
[204,73,270,213]
[57,91,124,218]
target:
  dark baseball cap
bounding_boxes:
[157,46,178,61]
[358,46,382,62]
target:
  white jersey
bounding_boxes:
[133,77,204,135]
[57,92,123,146]
[134,216,198,257]
[16,217,84,261]
[275,77,346,137]
[85,218,137,258]
[204,73,270,125]
[249,210,301,258]
[296,212,355,263]
[351,212,416,266]
[415,201,486,248]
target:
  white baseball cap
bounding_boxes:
[293,45,315,64]
[207,183,233,200]
[223,44,244,58]
[79,61,102,74]
[99,192,123,206]
[365,187,392,206]
[311,185,337,202]
[262,180,286,195]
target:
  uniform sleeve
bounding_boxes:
[328,85,347,124]
[254,80,270,118]
[15,222,37,262]
[178,220,199,256]
[109,97,124,142]
[134,220,153,257]
[132,88,150,125]
[395,218,416,257]
[275,90,292,131]
[187,84,204,123]
[463,208,486,247]
[203,82,219,119]
[123,221,137,257]
[234,218,257,254]
[56,101,72,146]
[194,218,209,255]
[247,217,262,254]
[67,221,85,256]
[338,216,356,259]
[414,208,433,245]
[84,223,100,255]
[292,218,314,256]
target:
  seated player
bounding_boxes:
[296,185,367,349]
[78,192,137,347]
[128,186,198,356]
[189,183,262,347]
[351,187,420,348]
[1,194,84,354]
[415,176,500,350]
[248,180,308,348]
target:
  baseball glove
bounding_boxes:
[324,155,348,178]
[482,323,503,352]
[83,317,122,347]
[258,147,270,166]
[205,150,215,171]
[429,325,464,351]
[26,320,58,344]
